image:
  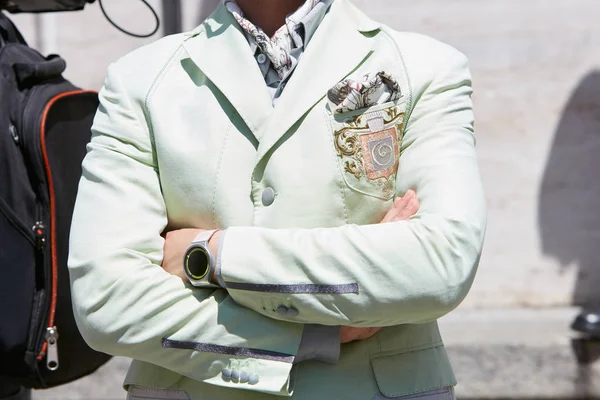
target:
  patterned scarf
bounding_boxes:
[223,0,322,80]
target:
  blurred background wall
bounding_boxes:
[6,0,600,310]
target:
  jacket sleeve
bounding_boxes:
[217,49,487,327]
[68,64,304,397]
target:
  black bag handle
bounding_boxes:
[13,53,66,86]
[0,12,27,46]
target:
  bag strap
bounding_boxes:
[0,12,27,46]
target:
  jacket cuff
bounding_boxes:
[214,230,227,288]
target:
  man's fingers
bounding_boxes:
[392,190,415,215]
[381,195,405,223]
[393,196,420,221]
[340,326,382,343]
[381,190,417,224]
[354,327,381,340]
[339,326,353,343]
[381,202,401,223]
[398,190,416,206]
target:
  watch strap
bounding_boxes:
[191,229,218,245]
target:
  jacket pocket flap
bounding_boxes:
[370,345,456,398]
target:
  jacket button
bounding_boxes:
[248,373,260,385]
[240,370,249,383]
[257,53,268,64]
[286,307,299,317]
[222,368,232,380]
[262,187,276,206]
[231,369,240,382]
[277,305,289,315]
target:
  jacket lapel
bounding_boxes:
[255,0,381,163]
[182,3,273,140]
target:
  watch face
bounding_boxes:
[185,247,210,280]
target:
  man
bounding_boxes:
[68,0,486,399]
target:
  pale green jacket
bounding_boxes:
[68,1,486,399]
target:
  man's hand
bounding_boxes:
[162,229,199,280]
[340,327,382,344]
[380,189,419,224]
[339,189,419,344]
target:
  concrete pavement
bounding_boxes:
[33,357,129,400]
[442,308,600,399]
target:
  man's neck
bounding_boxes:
[234,0,306,37]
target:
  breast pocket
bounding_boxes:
[329,98,407,200]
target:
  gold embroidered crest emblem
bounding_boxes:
[332,104,405,199]
[360,127,399,181]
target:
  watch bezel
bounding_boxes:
[184,243,215,285]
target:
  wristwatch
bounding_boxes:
[183,230,220,288]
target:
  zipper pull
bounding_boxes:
[9,123,19,145]
[45,326,59,371]
[33,222,46,249]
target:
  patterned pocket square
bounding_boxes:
[327,71,401,114]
